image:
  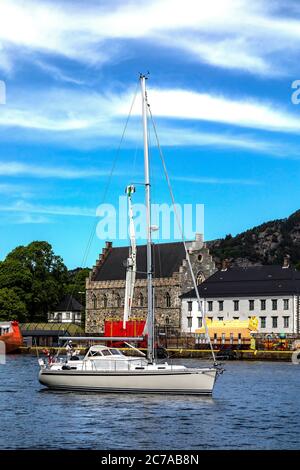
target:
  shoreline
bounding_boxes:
[14,346,294,361]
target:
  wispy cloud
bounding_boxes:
[0,0,300,76]
[0,161,115,179]
[0,200,95,217]
[171,175,261,186]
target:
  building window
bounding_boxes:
[102,294,107,308]
[154,296,158,308]
[92,294,97,309]
[196,271,205,284]
[283,299,289,310]
[208,317,213,322]
[207,301,213,312]
[187,317,192,328]
[221,333,226,344]
[260,299,266,310]
[272,316,278,328]
[230,333,234,344]
[49,312,54,320]
[260,316,266,328]
[249,300,254,311]
[165,316,170,325]
[187,301,193,312]
[283,316,290,328]
[116,293,121,308]
[218,317,224,321]
[65,312,70,320]
[233,316,239,320]
[197,317,203,328]
[139,293,144,307]
[272,299,277,310]
[218,301,224,311]
[165,292,171,308]
[233,300,239,311]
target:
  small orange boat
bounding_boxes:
[0,321,23,353]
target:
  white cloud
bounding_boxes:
[0,161,115,179]
[0,0,299,76]
[0,200,95,217]
[171,175,261,186]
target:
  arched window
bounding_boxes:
[116,293,121,308]
[165,316,170,325]
[165,292,171,307]
[102,294,108,308]
[92,293,97,309]
[196,271,205,285]
[139,292,144,307]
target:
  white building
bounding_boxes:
[181,261,300,335]
[48,295,83,325]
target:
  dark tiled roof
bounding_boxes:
[54,295,83,312]
[181,265,300,298]
[93,242,186,281]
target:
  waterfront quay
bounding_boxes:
[18,346,294,361]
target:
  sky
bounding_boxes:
[1,0,300,268]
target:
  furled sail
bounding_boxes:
[123,185,137,329]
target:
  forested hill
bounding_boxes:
[208,209,300,269]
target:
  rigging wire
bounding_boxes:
[148,107,218,366]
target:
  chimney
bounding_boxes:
[221,259,229,271]
[282,254,290,269]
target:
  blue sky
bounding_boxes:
[1,0,300,268]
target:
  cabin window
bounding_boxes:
[283,316,290,328]
[165,292,171,307]
[249,300,255,311]
[272,299,277,310]
[283,299,289,310]
[260,299,266,310]
[187,301,193,312]
[218,301,224,311]
[110,349,122,355]
[272,316,278,328]
[102,294,108,308]
[102,350,112,356]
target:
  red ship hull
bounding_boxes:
[0,321,23,353]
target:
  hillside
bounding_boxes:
[207,209,300,269]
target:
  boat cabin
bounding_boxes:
[84,345,125,359]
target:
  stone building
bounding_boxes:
[85,234,216,333]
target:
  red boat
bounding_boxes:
[0,321,23,353]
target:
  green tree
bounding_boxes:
[0,241,68,321]
[0,288,27,321]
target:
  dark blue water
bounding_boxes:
[0,356,299,449]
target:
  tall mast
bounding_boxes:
[140,74,154,363]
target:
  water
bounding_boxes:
[0,356,299,450]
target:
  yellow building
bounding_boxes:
[195,316,258,346]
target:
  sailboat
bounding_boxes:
[38,75,220,395]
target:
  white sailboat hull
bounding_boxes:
[39,367,217,395]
